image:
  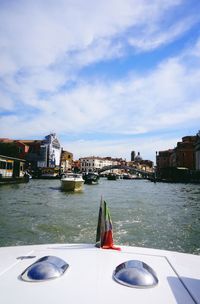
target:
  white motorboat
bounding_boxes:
[0,201,199,304]
[60,173,84,191]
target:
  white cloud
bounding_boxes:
[1,37,200,140]
[128,15,199,51]
[0,92,14,110]
[0,0,194,76]
[2,45,200,145]
[0,0,200,160]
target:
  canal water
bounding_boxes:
[0,178,199,254]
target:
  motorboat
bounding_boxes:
[107,173,119,180]
[0,201,199,304]
[60,173,84,191]
[83,172,99,185]
[123,173,138,179]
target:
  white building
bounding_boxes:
[37,133,61,168]
[79,156,120,173]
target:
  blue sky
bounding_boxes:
[0,0,200,162]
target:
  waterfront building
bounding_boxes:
[72,160,81,172]
[156,149,174,179]
[127,159,154,173]
[175,136,197,170]
[37,133,61,168]
[138,160,154,172]
[0,154,26,179]
[157,136,197,172]
[156,134,199,181]
[0,138,43,173]
[19,140,42,171]
[156,150,173,170]
[0,138,30,159]
[79,156,121,173]
[0,133,62,174]
[60,150,73,172]
[195,131,200,170]
[129,151,154,173]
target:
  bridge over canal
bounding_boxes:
[98,165,154,178]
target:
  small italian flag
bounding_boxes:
[96,198,121,250]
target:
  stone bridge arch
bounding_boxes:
[98,165,153,177]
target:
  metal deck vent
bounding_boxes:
[20,256,69,282]
[113,260,158,288]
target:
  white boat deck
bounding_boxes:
[0,243,199,304]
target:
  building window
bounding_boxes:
[0,161,6,169]
[7,162,13,170]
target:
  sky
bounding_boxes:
[0,0,200,162]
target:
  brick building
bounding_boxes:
[175,136,196,170]
[195,131,200,170]
[156,149,173,175]
[156,134,198,181]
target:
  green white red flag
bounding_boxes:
[96,199,121,250]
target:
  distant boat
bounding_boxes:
[60,173,84,192]
[107,173,119,180]
[83,172,99,185]
[123,173,138,180]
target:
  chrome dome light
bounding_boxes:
[20,256,69,282]
[113,260,158,288]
